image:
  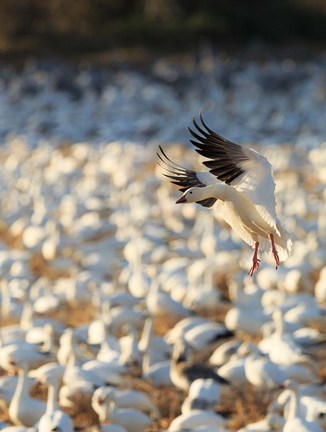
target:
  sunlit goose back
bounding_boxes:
[258,310,311,365]
[170,342,228,392]
[37,367,74,432]
[92,386,159,418]
[93,400,152,432]
[237,413,285,431]
[0,347,47,426]
[158,115,292,276]
[181,378,221,414]
[146,277,192,318]
[240,342,287,389]
[167,409,227,431]
[283,381,324,432]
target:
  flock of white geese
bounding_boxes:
[0,120,325,432]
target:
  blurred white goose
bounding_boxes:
[184,321,234,351]
[92,386,159,418]
[0,375,26,405]
[181,378,221,414]
[237,413,285,431]
[283,381,324,432]
[216,356,247,385]
[170,342,228,392]
[37,365,73,432]
[119,326,141,366]
[0,347,47,426]
[1,428,36,432]
[165,317,210,344]
[259,310,311,366]
[269,382,326,420]
[158,114,292,275]
[57,328,84,366]
[63,347,125,388]
[58,379,95,411]
[168,409,226,431]
[138,317,171,364]
[240,343,287,389]
[98,426,127,432]
[20,300,65,334]
[209,340,242,367]
[93,400,152,432]
[142,355,172,386]
[146,276,192,318]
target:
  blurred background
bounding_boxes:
[0,0,325,147]
[0,3,325,431]
[0,0,325,56]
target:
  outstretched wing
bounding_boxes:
[189,114,278,231]
[157,145,217,208]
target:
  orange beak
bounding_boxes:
[175,193,187,204]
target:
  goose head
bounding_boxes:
[172,341,190,364]
[175,185,221,207]
[176,187,204,204]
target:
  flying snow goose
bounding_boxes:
[158,114,292,275]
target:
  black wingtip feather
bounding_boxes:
[157,144,209,195]
[193,116,209,138]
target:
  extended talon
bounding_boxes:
[248,258,260,277]
[248,241,260,276]
[269,234,280,268]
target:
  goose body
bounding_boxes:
[170,343,228,392]
[35,363,74,432]
[92,386,160,418]
[9,363,47,427]
[181,378,221,414]
[158,114,292,275]
[283,382,324,432]
[94,400,152,432]
[0,345,48,426]
[168,409,226,431]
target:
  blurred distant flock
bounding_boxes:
[0,48,325,431]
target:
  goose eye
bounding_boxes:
[189,191,192,194]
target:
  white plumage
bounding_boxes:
[158,114,292,275]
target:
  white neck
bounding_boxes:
[46,380,59,415]
[274,310,285,335]
[287,388,301,419]
[20,302,33,330]
[10,363,29,423]
[199,183,228,201]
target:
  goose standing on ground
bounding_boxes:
[92,386,159,418]
[282,381,324,432]
[170,342,228,392]
[158,114,292,275]
[1,358,46,427]
[181,378,221,414]
[93,400,152,432]
[36,365,74,432]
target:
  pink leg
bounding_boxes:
[269,234,280,268]
[248,242,260,276]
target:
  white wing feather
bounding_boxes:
[197,171,218,186]
[231,147,279,235]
